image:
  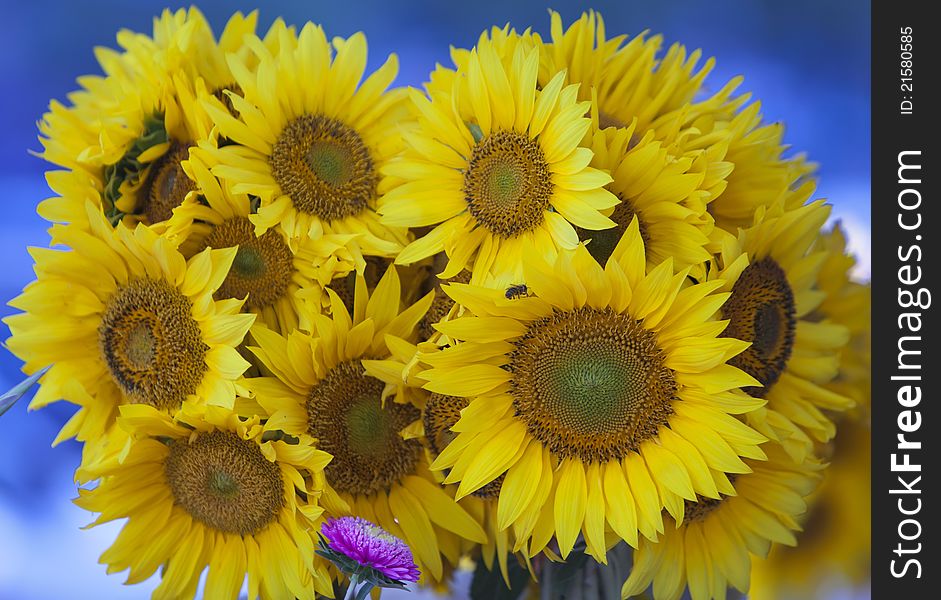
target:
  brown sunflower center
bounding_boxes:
[575,195,649,265]
[99,279,208,410]
[164,430,284,535]
[423,392,504,499]
[140,141,195,224]
[270,114,377,222]
[721,257,796,397]
[202,217,295,309]
[463,130,553,238]
[306,361,421,496]
[510,307,677,462]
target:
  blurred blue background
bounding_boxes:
[0,1,869,598]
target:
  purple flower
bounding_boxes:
[320,517,421,584]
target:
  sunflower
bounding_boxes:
[198,23,410,257]
[749,420,871,600]
[541,10,815,236]
[708,201,855,456]
[621,441,824,600]
[243,266,487,583]
[578,122,712,270]
[75,403,334,599]
[167,146,358,334]
[417,221,767,562]
[37,9,267,230]
[4,203,254,475]
[813,222,871,417]
[378,35,619,285]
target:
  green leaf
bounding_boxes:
[101,113,169,226]
[469,554,530,600]
[0,366,51,418]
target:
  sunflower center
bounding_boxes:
[164,430,284,535]
[306,361,421,496]
[141,141,195,224]
[510,307,677,462]
[575,195,649,265]
[99,279,208,410]
[202,217,295,309]
[463,130,553,238]
[721,257,796,397]
[270,114,377,222]
[125,321,157,369]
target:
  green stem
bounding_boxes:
[343,573,361,600]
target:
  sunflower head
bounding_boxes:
[4,203,255,477]
[380,35,618,284]
[245,267,486,583]
[75,402,334,599]
[198,23,410,254]
[418,220,767,561]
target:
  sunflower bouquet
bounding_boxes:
[3,7,871,600]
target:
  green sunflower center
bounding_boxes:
[510,307,677,462]
[208,469,239,498]
[307,141,353,186]
[202,217,295,310]
[125,321,157,370]
[141,141,195,224]
[346,396,392,457]
[164,430,284,535]
[232,246,266,279]
[306,361,421,496]
[721,256,796,397]
[99,279,208,411]
[575,195,649,265]
[463,130,553,238]
[270,114,377,222]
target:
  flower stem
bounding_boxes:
[343,573,361,600]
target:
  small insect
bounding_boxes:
[505,284,529,300]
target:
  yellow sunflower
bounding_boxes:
[813,223,871,417]
[4,203,254,476]
[578,122,712,270]
[418,221,767,562]
[37,9,267,230]
[708,201,855,457]
[167,146,358,334]
[198,23,410,256]
[749,419,871,600]
[75,403,334,599]
[541,10,815,236]
[378,35,619,285]
[621,441,824,600]
[243,267,487,583]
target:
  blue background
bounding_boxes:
[0,1,870,598]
